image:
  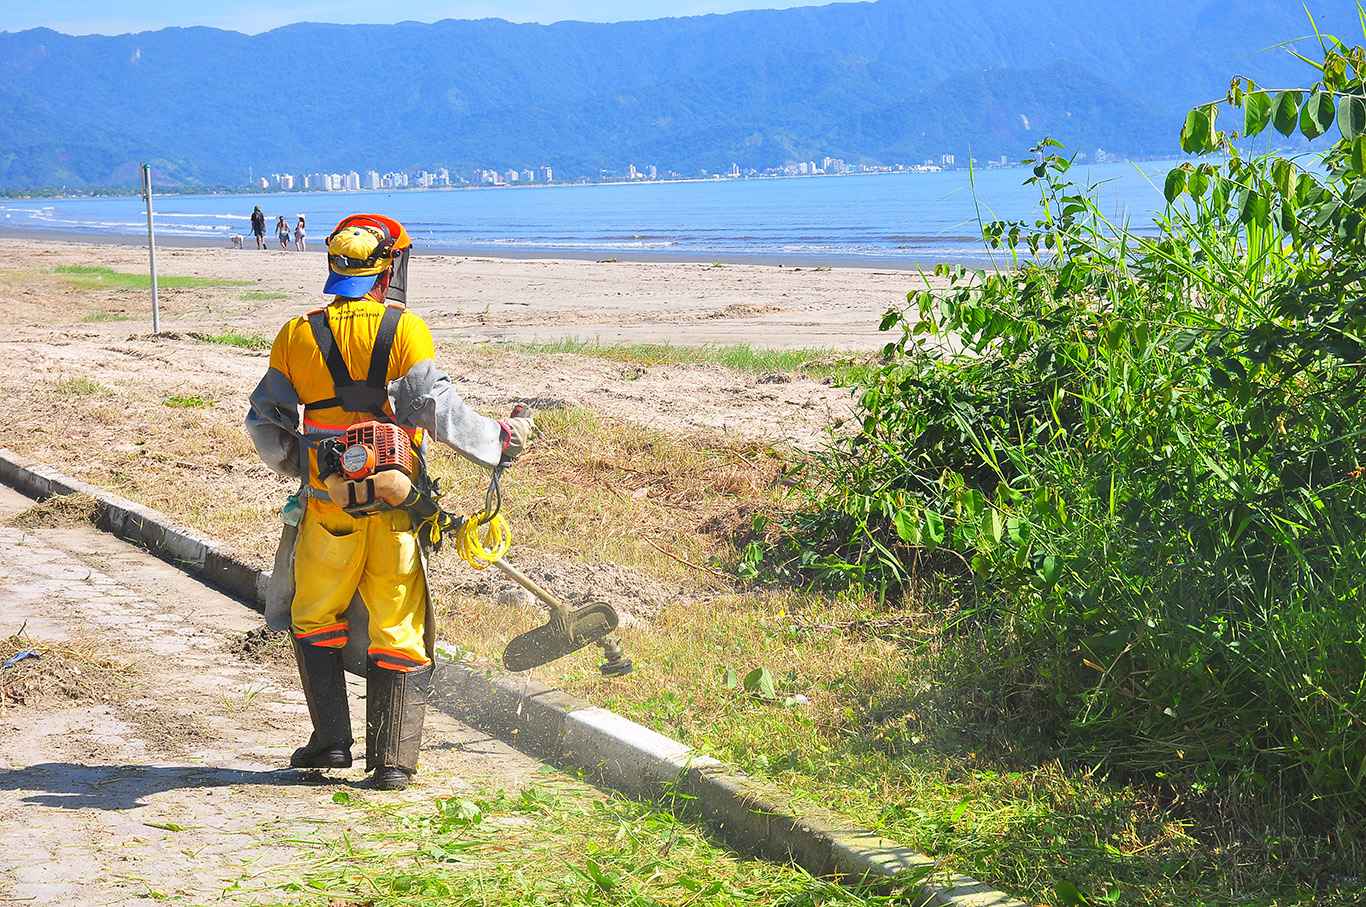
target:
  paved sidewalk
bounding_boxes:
[0,485,551,905]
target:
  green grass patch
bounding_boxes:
[239,290,289,302]
[79,310,133,323]
[436,588,1365,907]
[51,376,109,396]
[55,264,251,291]
[163,394,212,409]
[422,406,1362,907]
[260,781,920,906]
[507,338,871,382]
[193,330,272,351]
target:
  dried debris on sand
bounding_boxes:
[227,625,295,666]
[0,633,132,708]
[4,493,100,530]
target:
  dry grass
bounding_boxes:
[4,492,100,530]
[8,374,289,565]
[0,634,135,709]
[5,363,781,590]
[426,406,782,590]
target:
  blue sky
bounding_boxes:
[2,1,833,35]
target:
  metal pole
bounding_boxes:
[141,163,160,334]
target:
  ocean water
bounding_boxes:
[0,161,1179,266]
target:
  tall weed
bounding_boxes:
[776,34,1366,822]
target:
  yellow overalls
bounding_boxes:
[268,295,436,670]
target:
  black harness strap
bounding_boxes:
[303,305,403,417]
[367,305,402,391]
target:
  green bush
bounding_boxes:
[777,36,1366,819]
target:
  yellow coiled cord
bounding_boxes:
[455,511,511,569]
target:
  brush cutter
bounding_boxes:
[447,415,632,678]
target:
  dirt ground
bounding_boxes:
[0,235,911,449]
[0,243,885,903]
[0,240,895,630]
[0,483,568,905]
[0,237,936,350]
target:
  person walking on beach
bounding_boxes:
[277,216,291,250]
[251,206,267,250]
[294,215,307,251]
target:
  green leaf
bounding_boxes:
[1036,555,1063,589]
[1243,90,1273,136]
[743,666,777,701]
[143,821,187,833]
[581,858,618,892]
[980,506,1005,548]
[331,791,353,805]
[1300,91,1336,139]
[721,666,739,690]
[1180,106,1217,154]
[1353,136,1366,174]
[1341,95,1366,139]
[1272,159,1298,200]
[1273,91,1303,136]
[1163,167,1187,203]
[1055,880,1089,906]
[923,510,946,548]
[1187,165,1211,199]
[893,509,922,545]
[1240,190,1271,227]
[440,797,484,827]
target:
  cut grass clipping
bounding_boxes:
[258,781,923,906]
[4,492,100,530]
[55,265,251,290]
[0,634,132,708]
[509,338,871,382]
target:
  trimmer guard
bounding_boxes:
[502,601,620,672]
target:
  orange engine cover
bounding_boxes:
[338,421,414,481]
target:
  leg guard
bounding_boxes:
[291,638,353,769]
[365,660,433,781]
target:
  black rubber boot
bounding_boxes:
[290,639,353,769]
[365,660,434,790]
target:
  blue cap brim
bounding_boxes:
[324,271,379,298]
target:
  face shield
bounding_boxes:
[386,246,411,306]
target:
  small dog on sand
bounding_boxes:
[231,235,244,249]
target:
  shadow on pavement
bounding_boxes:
[0,762,347,811]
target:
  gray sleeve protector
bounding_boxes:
[388,359,503,469]
[245,367,303,479]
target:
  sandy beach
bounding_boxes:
[0,236,933,350]
[0,236,939,451]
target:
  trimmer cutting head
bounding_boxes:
[502,601,620,673]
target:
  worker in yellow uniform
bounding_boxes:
[245,214,534,790]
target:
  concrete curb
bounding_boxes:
[0,448,1027,907]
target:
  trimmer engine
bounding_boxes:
[318,421,417,515]
[336,421,414,481]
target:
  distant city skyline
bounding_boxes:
[246,150,1071,198]
[1,1,832,36]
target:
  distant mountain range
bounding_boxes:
[0,1,1355,189]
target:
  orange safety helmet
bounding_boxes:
[323,214,413,304]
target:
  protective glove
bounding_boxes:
[498,404,536,464]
